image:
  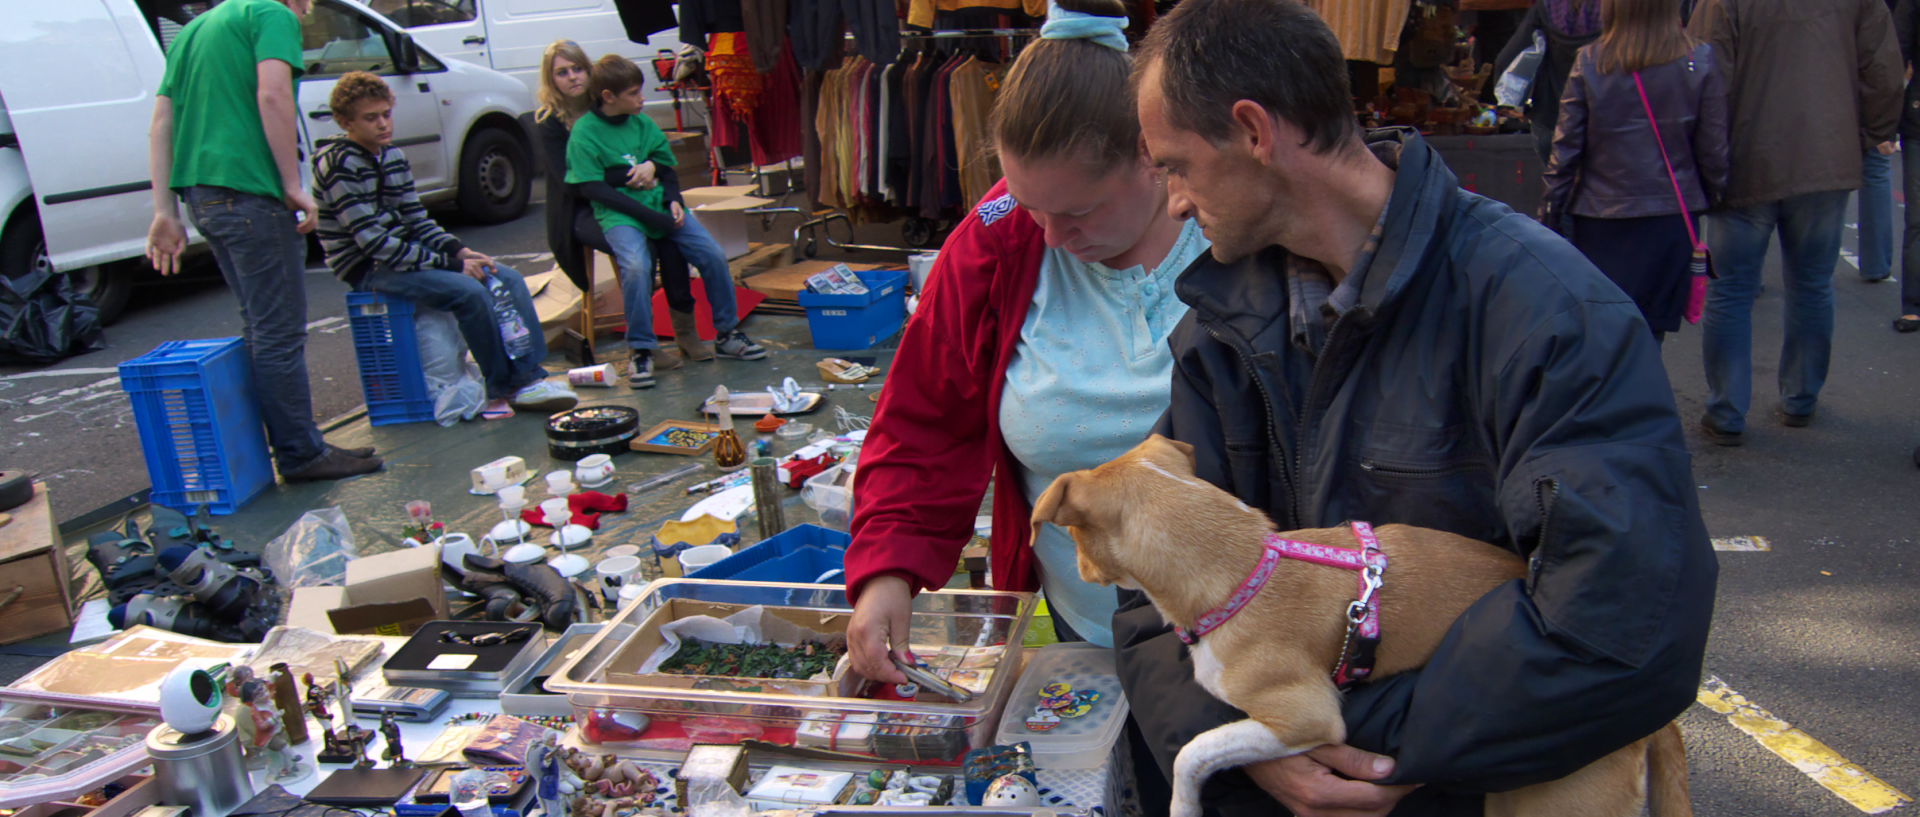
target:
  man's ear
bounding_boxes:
[1031,472,1090,543]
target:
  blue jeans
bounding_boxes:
[359,265,548,400]
[1701,189,1850,430]
[1858,149,1894,280]
[603,212,740,350]
[184,186,327,472]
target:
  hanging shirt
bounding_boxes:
[1000,219,1210,646]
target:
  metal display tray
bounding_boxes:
[382,621,549,697]
[500,623,606,717]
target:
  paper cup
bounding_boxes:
[568,362,617,387]
[596,555,642,601]
[677,544,732,576]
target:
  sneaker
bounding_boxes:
[510,380,579,412]
[629,350,656,388]
[714,330,767,361]
[284,447,383,482]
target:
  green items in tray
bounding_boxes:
[656,639,846,679]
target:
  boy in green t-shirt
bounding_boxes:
[565,55,765,389]
[144,0,381,481]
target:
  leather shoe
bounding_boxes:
[1698,418,1743,447]
[1776,406,1813,428]
[331,443,376,459]
[284,448,383,482]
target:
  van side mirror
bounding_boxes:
[392,31,422,74]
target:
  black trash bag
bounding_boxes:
[0,266,105,364]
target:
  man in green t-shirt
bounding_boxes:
[564,55,765,389]
[145,0,381,482]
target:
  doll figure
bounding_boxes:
[380,711,410,767]
[244,680,308,780]
[525,730,579,817]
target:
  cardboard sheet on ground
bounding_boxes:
[649,285,768,339]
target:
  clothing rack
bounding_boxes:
[792,27,1039,257]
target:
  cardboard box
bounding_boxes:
[602,599,850,696]
[328,598,440,637]
[287,586,349,634]
[526,269,584,344]
[682,185,775,260]
[345,544,450,623]
[0,482,75,644]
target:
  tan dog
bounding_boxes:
[1032,434,1690,817]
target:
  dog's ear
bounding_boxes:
[1031,472,1090,542]
[1148,434,1199,472]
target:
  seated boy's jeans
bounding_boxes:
[359,264,548,400]
[604,212,742,350]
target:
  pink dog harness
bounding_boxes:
[1175,521,1387,689]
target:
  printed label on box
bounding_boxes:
[428,654,479,671]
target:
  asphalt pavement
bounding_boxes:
[2,178,1918,814]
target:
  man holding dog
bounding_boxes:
[1119,1,1717,815]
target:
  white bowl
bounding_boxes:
[548,553,591,578]
[504,543,547,565]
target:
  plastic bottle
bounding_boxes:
[487,274,534,359]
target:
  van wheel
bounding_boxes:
[1,211,131,324]
[457,126,531,224]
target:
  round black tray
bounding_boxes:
[546,405,640,461]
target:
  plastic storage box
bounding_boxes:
[993,643,1131,769]
[686,524,850,583]
[546,579,1034,764]
[346,292,434,426]
[796,269,909,350]
[118,338,273,515]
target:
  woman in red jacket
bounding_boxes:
[844,0,1209,678]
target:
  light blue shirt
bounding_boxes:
[1000,220,1209,646]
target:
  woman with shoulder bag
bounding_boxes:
[1542,0,1729,342]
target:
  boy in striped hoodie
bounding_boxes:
[313,72,575,419]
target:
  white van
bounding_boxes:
[375,0,683,112]
[0,0,536,322]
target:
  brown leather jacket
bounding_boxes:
[1544,43,1730,221]
[1687,0,1902,208]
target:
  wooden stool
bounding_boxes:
[567,247,626,365]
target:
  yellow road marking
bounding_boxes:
[1711,535,1772,551]
[1697,676,1913,813]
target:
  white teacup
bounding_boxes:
[617,583,646,607]
[575,454,615,488]
[596,555,642,601]
[546,471,575,496]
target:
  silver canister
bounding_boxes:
[146,713,255,817]
[749,456,786,540]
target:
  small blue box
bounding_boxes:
[119,338,274,515]
[347,292,434,426]
[689,524,851,583]
[797,269,909,350]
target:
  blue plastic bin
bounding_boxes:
[119,338,273,515]
[796,269,909,350]
[346,292,434,425]
[688,524,851,583]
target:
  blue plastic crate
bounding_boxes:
[346,292,434,426]
[796,269,909,350]
[119,338,273,515]
[689,524,851,583]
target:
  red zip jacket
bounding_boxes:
[845,180,1047,600]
